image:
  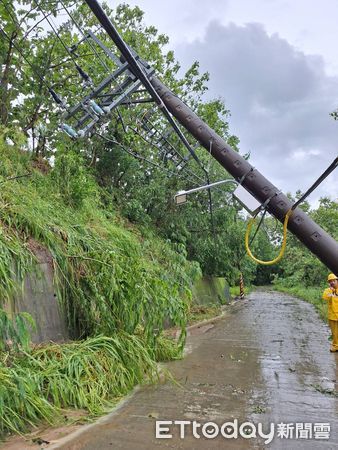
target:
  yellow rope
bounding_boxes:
[245,209,293,265]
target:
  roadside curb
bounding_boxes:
[30,307,233,449]
[186,307,228,331]
[46,387,141,449]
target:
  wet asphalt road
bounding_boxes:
[55,290,338,449]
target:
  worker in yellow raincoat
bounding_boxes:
[322,273,338,352]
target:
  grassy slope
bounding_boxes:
[0,137,200,437]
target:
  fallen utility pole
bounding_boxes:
[85,0,338,274]
[150,77,338,274]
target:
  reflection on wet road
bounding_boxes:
[57,289,338,449]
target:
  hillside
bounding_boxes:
[0,131,201,437]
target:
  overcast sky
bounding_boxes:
[114,0,338,206]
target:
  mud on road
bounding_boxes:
[15,290,338,449]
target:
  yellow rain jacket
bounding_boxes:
[322,287,338,321]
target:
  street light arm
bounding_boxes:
[175,179,238,197]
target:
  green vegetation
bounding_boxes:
[187,304,222,324]
[312,384,338,397]
[271,196,338,320]
[0,138,192,438]
[0,310,35,352]
[230,286,251,297]
[0,0,267,289]
[0,138,198,344]
[0,0,337,440]
[273,285,326,320]
[0,334,181,436]
[192,277,230,306]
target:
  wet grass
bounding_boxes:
[230,286,251,297]
[312,384,338,397]
[0,333,180,439]
[0,139,199,439]
[187,304,222,325]
[0,139,200,346]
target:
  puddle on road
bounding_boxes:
[8,289,337,450]
[247,290,338,448]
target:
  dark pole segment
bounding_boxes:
[84,0,162,107]
[150,76,338,274]
[84,0,202,166]
[84,0,338,273]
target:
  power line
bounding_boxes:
[59,0,138,138]
[55,12,201,179]
[59,0,110,72]
[20,1,205,179]
[84,0,205,170]
[0,0,72,111]
[33,2,76,62]
[129,125,205,184]
[34,1,93,86]
[95,132,199,184]
[22,3,76,41]
[291,156,338,210]
[4,1,215,221]
[0,27,50,89]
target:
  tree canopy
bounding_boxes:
[0,1,336,290]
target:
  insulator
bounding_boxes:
[76,64,92,85]
[102,105,112,114]
[49,88,66,108]
[68,44,78,55]
[60,123,78,138]
[77,129,86,138]
[88,100,105,116]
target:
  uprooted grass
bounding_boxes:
[187,304,222,325]
[153,334,184,362]
[0,333,181,438]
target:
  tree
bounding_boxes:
[2,1,289,285]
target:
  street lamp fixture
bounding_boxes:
[174,191,187,205]
[174,179,238,205]
[174,179,262,216]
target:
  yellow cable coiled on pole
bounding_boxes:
[245,209,293,265]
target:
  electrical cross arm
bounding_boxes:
[149,77,338,274]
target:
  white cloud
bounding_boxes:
[174,21,338,204]
[115,1,338,204]
[289,149,320,161]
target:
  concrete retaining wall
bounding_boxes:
[10,241,68,343]
[192,276,230,305]
[9,248,228,343]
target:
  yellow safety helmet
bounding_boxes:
[327,273,338,282]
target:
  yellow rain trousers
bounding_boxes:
[322,288,338,351]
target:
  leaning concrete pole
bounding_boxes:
[150,77,338,273]
[85,0,338,274]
